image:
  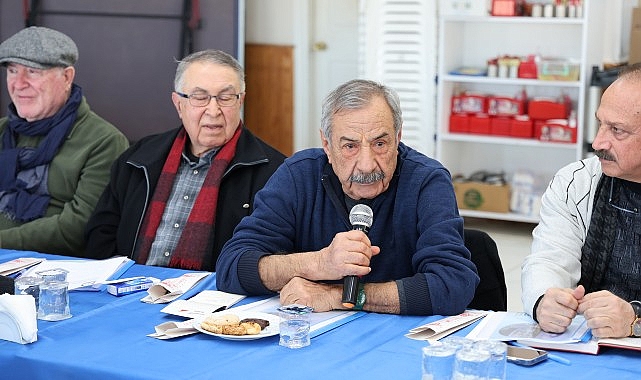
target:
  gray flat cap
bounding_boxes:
[0,26,78,69]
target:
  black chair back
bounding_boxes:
[464,228,508,311]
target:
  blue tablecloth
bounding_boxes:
[0,249,638,379]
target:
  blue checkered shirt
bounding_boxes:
[145,148,218,266]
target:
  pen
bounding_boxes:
[509,341,572,366]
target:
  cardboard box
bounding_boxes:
[630,8,641,64]
[454,181,510,213]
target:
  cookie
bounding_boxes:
[240,322,262,335]
[200,313,241,334]
[240,318,270,330]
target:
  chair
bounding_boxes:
[464,228,508,311]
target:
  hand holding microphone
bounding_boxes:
[342,204,373,308]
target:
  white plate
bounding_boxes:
[193,311,281,341]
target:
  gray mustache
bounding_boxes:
[595,150,615,161]
[349,172,385,184]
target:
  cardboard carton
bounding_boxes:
[454,181,510,213]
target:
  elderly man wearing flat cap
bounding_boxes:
[0,26,129,256]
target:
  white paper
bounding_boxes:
[141,272,210,304]
[160,290,246,318]
[18,257,134,291]
[230,296,363,336]
[0,258,45,276]
[405,310,489,341]
[466,311,590,344]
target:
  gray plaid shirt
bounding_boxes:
[145,148,218,266]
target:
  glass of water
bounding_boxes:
[422,342,458,380]
[278,304,313,349]
[474,340,507,380]
[452,346,490,380]
[14,276,44,309]
[37,280,72,321]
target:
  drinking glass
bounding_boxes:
[14,276,44,309]
[474,340,507,380]
[452,346,490,380]
[37,280,72,321]
[278,304,312,349]
[422,342,458,380]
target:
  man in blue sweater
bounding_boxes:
[216,79,478,315]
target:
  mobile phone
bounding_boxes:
[506,346,548,366]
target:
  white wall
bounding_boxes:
[245,0,296,44]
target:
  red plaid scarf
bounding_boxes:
[135,127,241,270]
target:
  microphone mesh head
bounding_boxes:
[349,204,373,228]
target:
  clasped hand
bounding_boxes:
[315,230,380,280]
[536,285,636,338]
[278,230,380,312]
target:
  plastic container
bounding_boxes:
[537,59,580,81]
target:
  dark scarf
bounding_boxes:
[579,175,613,293]
[0,84,82,222]
[581,176,641,300]
[135,126,242,270]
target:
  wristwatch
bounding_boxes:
[630,301,641,337]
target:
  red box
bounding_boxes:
[490,117,512,136]
[488,96,525,117]
[537,119,577,143]
[510,116,534,138]
[469,114,491,134]
[452,93,487,114]
[491,0,519,16]
[518,56,538,79]
[528,98,569,120]
[449,113,469,133]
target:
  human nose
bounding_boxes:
[591,125,609,151]
[203,98,222,115]
[356,145,377,172]
[8,71,29,89]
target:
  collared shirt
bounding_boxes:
[145,148,218,266]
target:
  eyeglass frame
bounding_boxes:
[175,91,243,108]
[608,177,640,215]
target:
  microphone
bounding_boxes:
[342,204,373,308]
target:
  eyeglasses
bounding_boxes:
[608,178,640,215]
[175,91,242,107]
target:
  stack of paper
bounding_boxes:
[18,256,134,291]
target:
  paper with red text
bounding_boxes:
[405,310,489,341]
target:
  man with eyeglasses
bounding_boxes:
[0,27,129,256]
[522,63,641,339]
[84,49,285,271]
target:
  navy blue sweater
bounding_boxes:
[216,143,479,315]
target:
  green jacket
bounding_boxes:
[0,97,129,256]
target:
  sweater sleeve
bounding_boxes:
[397,168,479,316]
[216,162,298,294]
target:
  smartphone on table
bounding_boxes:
[506,345,548,366]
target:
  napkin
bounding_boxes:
[0,294,38,344]
[140,272,210,304]
[148,320,198,340]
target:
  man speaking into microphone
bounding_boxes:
[216,79,479,316]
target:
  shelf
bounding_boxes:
[435,1,607,224]
[441,15,584,26]
[441,75,582,88]
[439,133,578,149]
[460,209,539,224]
